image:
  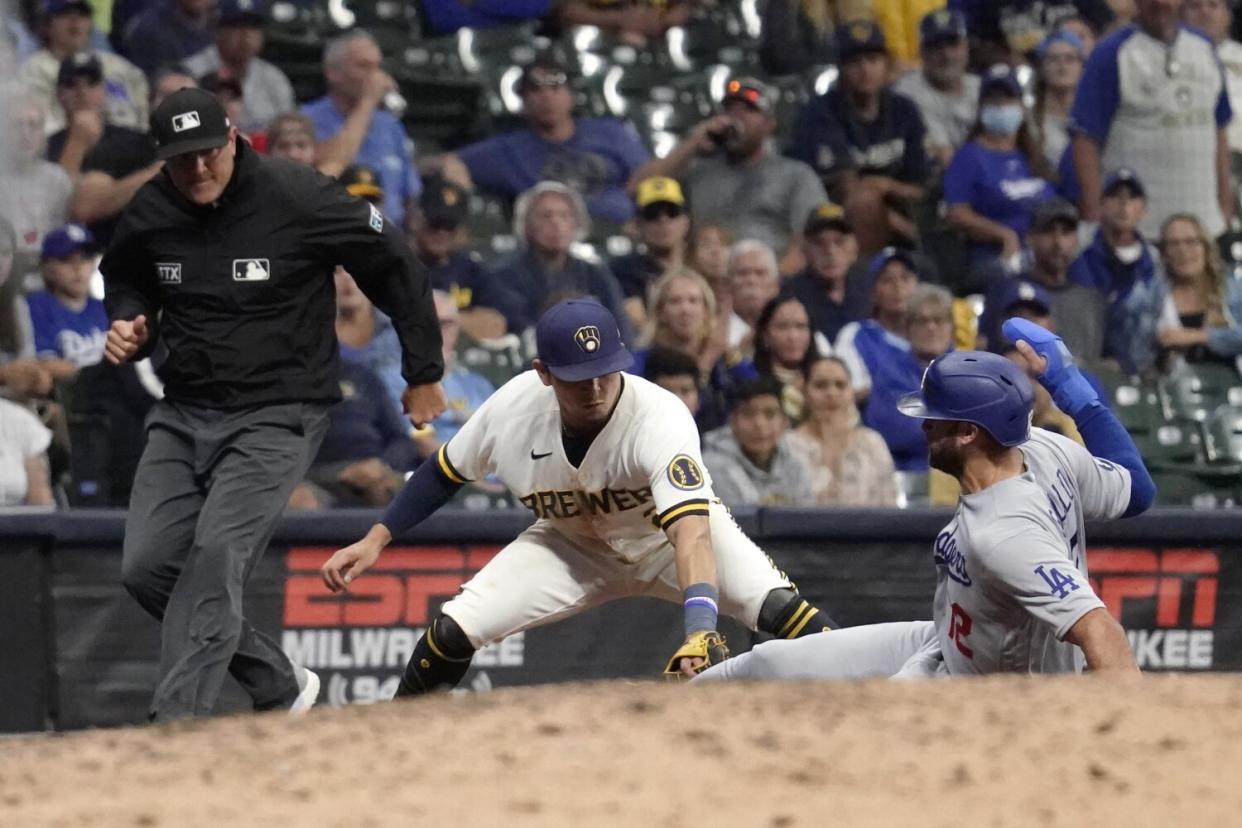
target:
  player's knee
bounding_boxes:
[430,614,475,660]
[757,588,835,639]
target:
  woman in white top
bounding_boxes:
[786,355,899,506]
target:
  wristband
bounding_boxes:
[683,582,719,636]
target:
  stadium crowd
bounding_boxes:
[1,0,1241,512]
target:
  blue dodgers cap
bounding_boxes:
[1103,167,1146,198]
[41,223,94,259]
[997,278,1052,315]
[1036,29,1086,60]
[920,8,967,46]
[535,299,633,382]
[42,0,92,16]
[867,246,918,278]
[979,64,1023,100]
[217,0,267,26]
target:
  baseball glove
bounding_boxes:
[663,631,729,679]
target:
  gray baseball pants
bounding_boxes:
[121,399,329,721]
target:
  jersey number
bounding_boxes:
[949,603,973,659]
[1034,564,1080,600]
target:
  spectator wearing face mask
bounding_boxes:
[944,64,1056,276]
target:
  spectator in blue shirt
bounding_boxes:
[1070,1,1233,239]
[412,177,525,340]
[334,265,405,413]
[303,30,422,226]
[26,223,106,377]
[447,56,650,224]
[788,20,930,255]
[491,181,634,341]
[944,64,1056,275]
[418,290,495,453]
[1068,168,1166,375]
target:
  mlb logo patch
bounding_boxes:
[233,258,271,281]
[156,262,181,284]
[172,111,201,133]
[368,203,384,234]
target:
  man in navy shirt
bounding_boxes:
[785,202,871,344]
[1067,168,1166,374]
[448,56,650,224]
[491,181,634,342]
[608,176,691,330]
[789,20,930,255]
[304,30,422,226]
[412,178,525,340]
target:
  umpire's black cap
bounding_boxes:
[150,87,232,160]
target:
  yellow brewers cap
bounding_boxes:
[636,176,685,209]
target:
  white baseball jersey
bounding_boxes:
[933,428,1132,674]
[436,370,714,560]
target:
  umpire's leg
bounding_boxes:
[147,402,328,721]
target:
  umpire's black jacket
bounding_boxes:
[101,139,442,409]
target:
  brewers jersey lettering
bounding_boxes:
[694,427,1133,682]
[436,370,792,648]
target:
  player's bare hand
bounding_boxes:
[678,656,705,678]
[402,381,448,428]
[1013,339,1047,376]
[105,315,149,365]
[321,536,383,592]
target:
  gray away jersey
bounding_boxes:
[932,428,1133,674]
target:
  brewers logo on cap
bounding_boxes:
[442,187,459,206]
[574,325,601,353]
[850,21,872,41]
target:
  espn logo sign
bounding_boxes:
[1088,547,1218,670]
[284,546,500,627]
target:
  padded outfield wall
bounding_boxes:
[2,507,1239,732]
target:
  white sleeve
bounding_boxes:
[834,322,870,392]
[642,392,715,530]
[3,401,52,457]
[437,377,516,483]
[981,527,1106,641]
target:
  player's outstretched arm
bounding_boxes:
[1063,608,1140,675]
[320,450,464,592]
[663,515,727,678]
[1003,317,1156,517]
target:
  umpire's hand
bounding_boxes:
[402,381,448,429]
[105,315,149,364]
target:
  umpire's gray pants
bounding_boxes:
[121,399,329,721]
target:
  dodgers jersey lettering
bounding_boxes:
[436,371,713,561]
[933,428,1132,674]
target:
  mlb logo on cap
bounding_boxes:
[172,111,201,132]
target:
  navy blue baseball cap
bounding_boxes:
[42,0,92,17]
[536,299,633,381]
[920,8,967,46]
[218,0,266,26]
[837,19,888,62]
[1103,167,1146,199]
[998,278,1052,316]
[868,246,918,278]
[979,64,1023,100]
[41,223,94,259]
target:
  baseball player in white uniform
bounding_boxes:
[321,299,833,692]
[694,319,1154,682]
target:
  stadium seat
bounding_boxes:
[388,69,489,150]
[1161,363,1241,421]
[1201,404,1242,464]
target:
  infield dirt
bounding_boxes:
[2,674,1240,827]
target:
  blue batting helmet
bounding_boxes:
[898,351,1035,447]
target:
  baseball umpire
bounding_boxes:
[695,321,1155,682]
[321,299,835,691]
[103,88,446,721]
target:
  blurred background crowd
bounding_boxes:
[2,0,1242,513]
